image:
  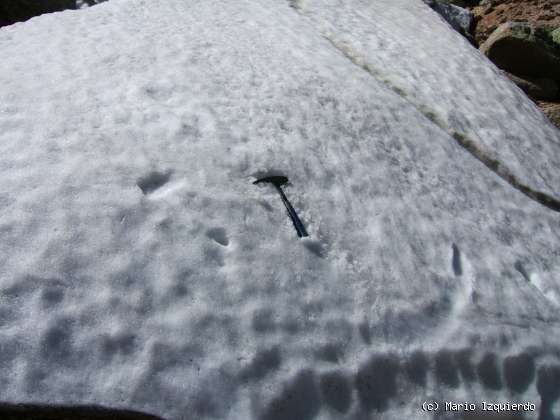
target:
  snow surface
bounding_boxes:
[0,0,559,419]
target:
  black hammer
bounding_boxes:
[253,176,309,238]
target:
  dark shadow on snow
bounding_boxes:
[0,403,166,420]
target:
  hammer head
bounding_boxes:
[253,175,288,187]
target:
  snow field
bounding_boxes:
[0,0,559,419]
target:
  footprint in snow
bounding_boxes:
[137,170,172,195]
[206,227,229,247]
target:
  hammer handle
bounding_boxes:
[275,185,309,238]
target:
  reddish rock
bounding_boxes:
[472,0,560,46]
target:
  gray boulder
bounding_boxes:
[480,22,560,83]
[423,0,475,41]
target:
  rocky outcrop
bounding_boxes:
[0,0,76,27]
[472,0,560,46]
[480,22,560,81]
[424,0,475,42]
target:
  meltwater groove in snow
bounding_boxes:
[316,15,560,213]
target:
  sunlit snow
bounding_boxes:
[0,0,559,419]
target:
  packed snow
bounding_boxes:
[0,0,559,419]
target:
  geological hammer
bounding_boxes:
[253,176,309,238]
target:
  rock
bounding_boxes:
[480,22,560,83]
[0,0,76,27]
[505,72,559,101]
[552,28,560,48]
[424,0,475,40]
[472,0,560,45]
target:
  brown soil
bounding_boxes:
[472,0,560,45]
